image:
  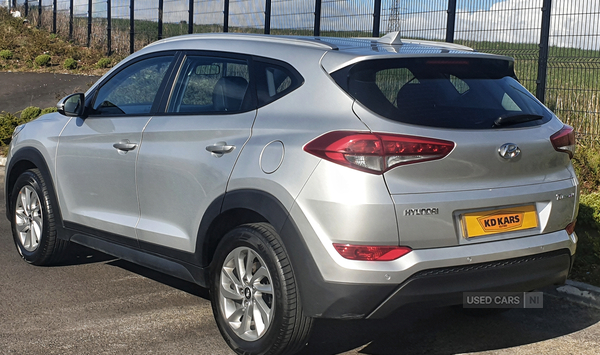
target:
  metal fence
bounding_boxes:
[7,0,600,138]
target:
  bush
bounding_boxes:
[96,57,111,69]
[0,49,12,59]
[573,144,600,194]
[41,107,58,115]
[63,57,77,70]
[20,106,42,121]
[34,54,51,67]
[579,194,600,229]
[571,193,600,286]
[0,111,23,146]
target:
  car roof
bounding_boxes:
[120,32,515,75]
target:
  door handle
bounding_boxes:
[113,140,137,152]
[206,141,235,157]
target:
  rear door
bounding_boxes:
[134,53,256,254]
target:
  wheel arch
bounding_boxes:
[5,147,67,238]
[199,188,325,317]
[199,189,288,268]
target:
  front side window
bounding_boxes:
[91,55,174,116]
[167,56,251,113]
[332,57,552,129]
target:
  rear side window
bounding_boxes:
[167,55,252,114]
[255,60,303,107]
[331,58,552,129]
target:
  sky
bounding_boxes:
[5,0,599,50]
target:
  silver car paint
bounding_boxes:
[55,116,151,239]
[135,111,256,252]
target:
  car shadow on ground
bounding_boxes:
[106,258,211,300]
[53,243,117,266]
[48,242,600,355]
[298,298,600,354]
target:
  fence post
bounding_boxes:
[536,0,552,103]
[373,0,381,37]
[265,0,271,34]
[314,0,322,36]
[188,0,194,34]
[130,0,134,54]
[24,0,28,17]
[69,0,73,40]
[223,0,229,32]
[107,0,111,55]
[87,0,92,47]
[446,0,457,43]
[38,0,41,28]
[52,0,57,34]
[158,0,163,39]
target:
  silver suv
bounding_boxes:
[5,32,578,355]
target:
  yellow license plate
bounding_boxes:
[462,205,538,238]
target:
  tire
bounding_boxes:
[211,223,313,355]
[10,169,68,265]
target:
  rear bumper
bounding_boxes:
[301,248,572,320]
[289,225,576,319]
[367,248,571,318]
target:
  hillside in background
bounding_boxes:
[0,10,119,75]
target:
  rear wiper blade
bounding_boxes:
[493,113,543,128]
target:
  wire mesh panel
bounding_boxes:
[381,0,447,40]
[321,0,373,37]
[454,0,541,94]
[271,0,313,35]
[110,0,130,54]
[163,0,189,38]
[193,0,224,33]
[229,0,265,33]
[71,0,88,47]
[546,0,600,139]
[90,0,108,51]
[55,0,70,38]
[133,0,159,51]
[39,0,53,30]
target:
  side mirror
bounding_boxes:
[57,93,85,117]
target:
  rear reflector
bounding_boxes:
[333,244,412,261]
[304,131,454,174]
[550,125,576,159]
[566,220,576,235]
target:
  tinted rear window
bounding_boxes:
[331,57,552,129]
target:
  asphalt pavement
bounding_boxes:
[1,167,600,354]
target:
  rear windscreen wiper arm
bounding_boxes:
[493,113,543,128]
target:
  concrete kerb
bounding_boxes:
[543,280,600,310]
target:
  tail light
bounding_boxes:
[333,244,412,261]
[304,131,455,174]
[550,125,576,159]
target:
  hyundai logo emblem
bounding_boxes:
[498,143,521,159]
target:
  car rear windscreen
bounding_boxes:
[331,57,552,129]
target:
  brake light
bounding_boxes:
[333,244,412,261]
[304,131,455,174]
[550,125,576,159]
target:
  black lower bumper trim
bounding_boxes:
[367,249,572,319]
